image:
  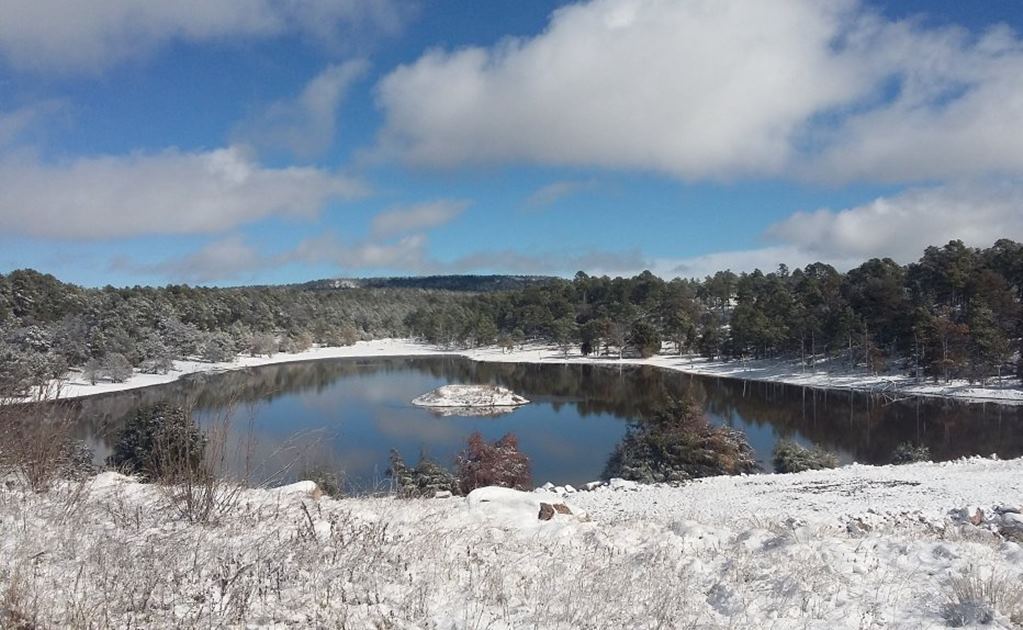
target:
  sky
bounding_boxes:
[2,0,1023,287]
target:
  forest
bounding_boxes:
[1,239,1021,397]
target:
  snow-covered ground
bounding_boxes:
[47,338,1023,405]
[3,458,1022,628]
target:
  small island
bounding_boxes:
[411,384,530,411]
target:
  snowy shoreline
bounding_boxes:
[4,457,1022,627]
[47,338,1023,405]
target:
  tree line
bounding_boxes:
[405,239,1023,384]
[2,239,1021,396]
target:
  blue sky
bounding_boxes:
[2,0,1023,286]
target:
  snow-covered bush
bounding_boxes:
[83,352,132,384]
[107,403,206,483]
[279,332,314,354]
[245,333,278,358]
[200,332,236,363]
[603,396,759,483]
[455,432,532,494]
[941,567,1023,627]
[388,449,458,497]
[772,439,839,473]
[891,442,931,465]
[300,466,344,498]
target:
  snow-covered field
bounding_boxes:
[2,458,1022,628]
[48,338,1023,405]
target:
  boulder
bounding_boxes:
[538,502,573,521]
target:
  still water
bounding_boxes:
[68,357,1023,490]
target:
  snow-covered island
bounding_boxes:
[411,383,530,411]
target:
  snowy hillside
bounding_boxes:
[2,458,1022,628]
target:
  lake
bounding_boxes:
[67,356,1023,491]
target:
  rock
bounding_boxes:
[541,482,555,491]
[553,486,565,494]
[538,503,555,520]
[434,490,453,499]
[969,508,985,526]
[538,502,573,521]
[563,484,577,493]
[584,481,604,491]
[846,519,872,537]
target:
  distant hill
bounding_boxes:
[297,274,556,293]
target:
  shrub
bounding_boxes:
[107,403,206,482]
[200,332,236,363]
[280,332,314,354]
[139,355,174,374]
[83,352,132,384]
[941,566,1023,627]
[772,439,839,473]
[299,466,344,498]
[891,442,931,465]
[0,405,93,491]
[388,449,459,497]
[603,395,759,483]
[246,333,278,358]
[455,432,532,494]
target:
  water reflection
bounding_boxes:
[61,357,1023,490]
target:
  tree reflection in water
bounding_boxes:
[47,356,1023,490]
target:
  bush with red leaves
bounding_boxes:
[455,431,532,494]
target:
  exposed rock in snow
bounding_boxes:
[411,383,529,411]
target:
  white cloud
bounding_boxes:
[115,235,269,283]
[0,0,410,73]
[525,179,595,208]
[370,199,469,237]
[447,249,648,277]
[0,101,65,148]
[766,181,1023,261]
[377,0,863,179]
[659,181,1023,279]
[232,60,369,160]
[0,146,366,239]
[293,232,429,270]
[376,0,1023,183]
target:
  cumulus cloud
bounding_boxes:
[0,146,366,239]
[232,60,369,160]
[766,181,1023,261]
[660,181,1023,279]
[0,0,410,73]
[370,199,469,237]
[377,0,862,179]
[376,0,1023,183]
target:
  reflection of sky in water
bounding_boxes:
[187,364,630,488]
[71,357,1023,491]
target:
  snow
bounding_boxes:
[3,457,1022,627]
[411,384,529,410]
[43,338,1023,405]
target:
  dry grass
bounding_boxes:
[942,565,1023,627]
